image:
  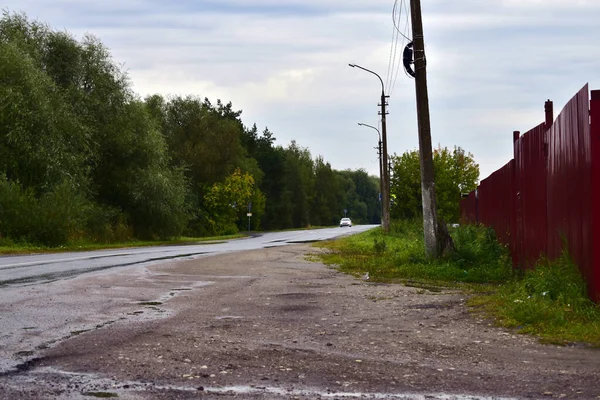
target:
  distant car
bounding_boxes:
[340,218,352,227]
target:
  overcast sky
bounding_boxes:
[3,0,599,180]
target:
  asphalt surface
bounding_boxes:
[1,227,599,400]
[0,225,376,286]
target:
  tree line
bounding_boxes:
[0,12,381,246]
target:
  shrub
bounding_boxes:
[33,180,91,246]
[373,237,387,254]
[0,175,37,241]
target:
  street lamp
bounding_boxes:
[349,64,391,233]
[357,122,383,221]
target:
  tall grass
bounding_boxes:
[320,219,513,284]
[473,251,600,346]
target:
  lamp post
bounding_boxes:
[349,64,390,233]
[358,122,383,222]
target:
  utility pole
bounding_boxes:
[349,64,390,233]
[379,92,391,233]
[410,0,453,257]
[358,122,384,223]
[379,140,383,222]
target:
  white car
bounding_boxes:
[339,218,352,227]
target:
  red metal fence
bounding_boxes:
[460,84,600,302]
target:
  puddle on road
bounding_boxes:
[4,367,518,400]
[196,385,518,399]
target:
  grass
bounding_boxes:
[316,219,600,347]
[0,234,246,255]
[317,219,513,285]
[469,252,600,346]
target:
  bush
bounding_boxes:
[451,224,504,266]
[0,175,37,241]
[33,180,92,246]
[83,204,132,243]
[129,167,191,240]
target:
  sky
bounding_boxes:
[3,0,599,181]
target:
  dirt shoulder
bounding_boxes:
[1,245,599,399]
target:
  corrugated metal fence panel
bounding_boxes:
[589,90,600,302]
[459,84,599,302]
[546,85,594,294]
[459,191,477,224]
[514,123,547,269]
[477,161,517,265]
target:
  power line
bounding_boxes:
[389,0,411,96]
[385,13,398,92]
[392,0,411,42]
[387,20,401,94]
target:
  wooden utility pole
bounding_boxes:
[379,91,391,233]
[410,0,453,257]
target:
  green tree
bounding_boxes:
[240,126,289,230]
[0,11,391,244]
[311,157,340,226]
[0,34,89,193]
[336,169,380,224]
[0,12,192,243]
[390,146,479,222]
[204,169,263,235]
[281,141,315,228]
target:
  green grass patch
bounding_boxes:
[316,219,600,346]
[317,219,513,285]
[470,252,600,347]
[0,234,245,255]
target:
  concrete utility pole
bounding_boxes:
[358,122,384,222]
[349,64,391,233]
[409,0,453,257]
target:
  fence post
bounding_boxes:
[544,100,554,130]
[513,131,522,269]
[590,90,600,302]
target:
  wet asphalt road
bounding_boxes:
[1,226,600,399]
[0,225,377,287]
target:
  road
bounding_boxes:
[1,226,599,399]
[0,225,376,287]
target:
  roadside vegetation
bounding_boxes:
[318,220,600,347]
[0,12,381,250]
[0,234,245,255]
[0,12,481,253]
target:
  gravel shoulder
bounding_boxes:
[1,244,599,399]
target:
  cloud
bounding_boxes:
[2,0,599,181]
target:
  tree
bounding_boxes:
[281,141,315,228]
[240,126,288,230]
[389,151,422,220]
[311,157,339,226]
[334,170,380,224]
[204,169,263,235]
[390,146,479,223]
[0,11,386,244]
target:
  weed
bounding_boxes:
[319,219,512,284]
[373,237,387,255]
[474,251,600,346]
